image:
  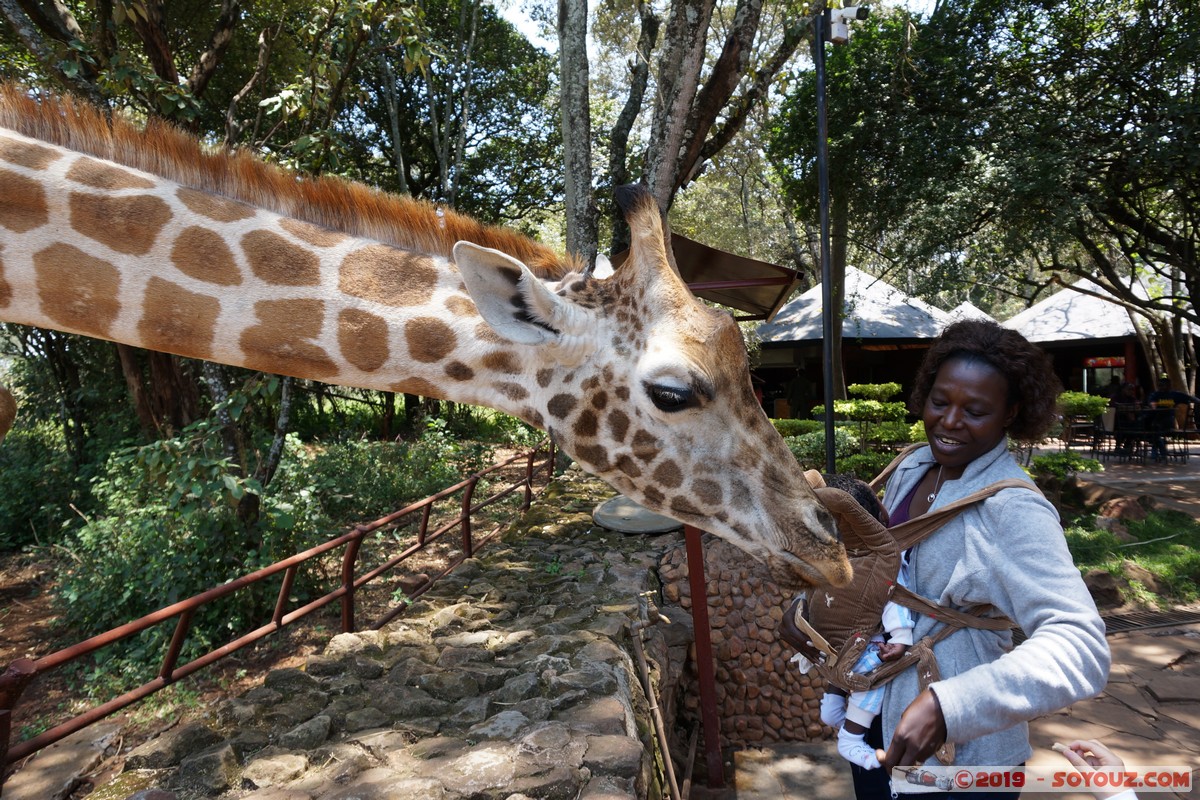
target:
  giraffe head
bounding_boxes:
[455,186,851,589]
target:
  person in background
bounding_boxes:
[852,319,1110,800]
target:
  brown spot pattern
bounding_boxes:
[615,386,630,401]
[0,169,48,232]
[0,136,60,170]
[445,295,478,316]
[573,409,598,438]
[670,496,702,517]
[138,277,218,358]
[652,460,684,489]
[172,226,242,286]
[240,299,337,378]
[536,369,553,388]
[474,322,506,344]
[338,309,389,372]
[445,361,474,381]
[243,229,321,285]
[607,410,630,442]
[693,479,723,507]
[390,377,444,398]
[522,408,545,428]
[279,217,346,247]
[547,394,577,419]
[70,192,171,255]
[575,443,611,470]
[66,157,155,190]
[631,430,659,461]
[0,254,11,308]
[177,187,255,222]
[405,317,456,363]
[33,243,120,337]
[341,245,437,306]
[643,486,665,507]
[494,382,529,400]
[590,391,608,410]
[615,454,642,478]
[482,351,521,374]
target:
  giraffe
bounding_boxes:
[0,86,850,589]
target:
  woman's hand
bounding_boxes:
[879,689,948,770]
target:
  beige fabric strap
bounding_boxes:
[889,477,1040,550]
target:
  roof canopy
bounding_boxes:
[758,266,952,343]
[612,233,800,322]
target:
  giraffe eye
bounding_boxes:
[646,383,695,413]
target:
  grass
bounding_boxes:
[1063,508,1200,605]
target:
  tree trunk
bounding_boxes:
[645,0,715,210]
[558,0,598,263]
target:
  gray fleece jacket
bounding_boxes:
[879,439,1110,767]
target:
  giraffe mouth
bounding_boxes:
[766,552,841,591]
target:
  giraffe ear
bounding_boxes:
[453,241,570,345]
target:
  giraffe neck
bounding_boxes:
[0,109,564,427]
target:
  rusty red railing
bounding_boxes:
[0,441,555,787]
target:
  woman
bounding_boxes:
[853,319,1110,799]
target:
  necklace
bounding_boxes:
[926,465,945,504]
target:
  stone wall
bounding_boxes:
[659,535,832,748]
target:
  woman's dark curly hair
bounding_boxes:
[910,319,1062,442]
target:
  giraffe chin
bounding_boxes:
[765,552,851,592]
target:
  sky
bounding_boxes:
[493,0,940,54]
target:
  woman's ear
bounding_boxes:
[1005,403,1020,429]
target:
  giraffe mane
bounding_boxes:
[0,84,577,278]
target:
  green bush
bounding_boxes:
[836,451,894,482]
[785,427,860,469]
[310,417,493,526]
[1057,391,1110,418]
[56,432,329,692]
[1030,451,1103,481]
[771,418,823,437]
[848,382,902,402]
[0,422,78,549]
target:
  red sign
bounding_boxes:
[1084,357,1125,367]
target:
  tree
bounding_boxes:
[768,0,1199,387]
[552,0,817,260]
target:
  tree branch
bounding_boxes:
[0,0,106,105]
[673,0,763,191]
[186,0,242,99]
[130,1,179,84]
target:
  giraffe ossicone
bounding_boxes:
[0,86,850,589]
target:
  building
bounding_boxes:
[755,267,953,417]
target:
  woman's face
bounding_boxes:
[924,356,1018,474]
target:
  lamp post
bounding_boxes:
[815,4,869,472]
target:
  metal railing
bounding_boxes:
[0,440,555,787]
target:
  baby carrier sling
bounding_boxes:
[781,445,1042,764]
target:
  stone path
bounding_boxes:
[6,467,694,800]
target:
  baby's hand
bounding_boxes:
[1053,740,1127,800]
[878,642,909,662]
